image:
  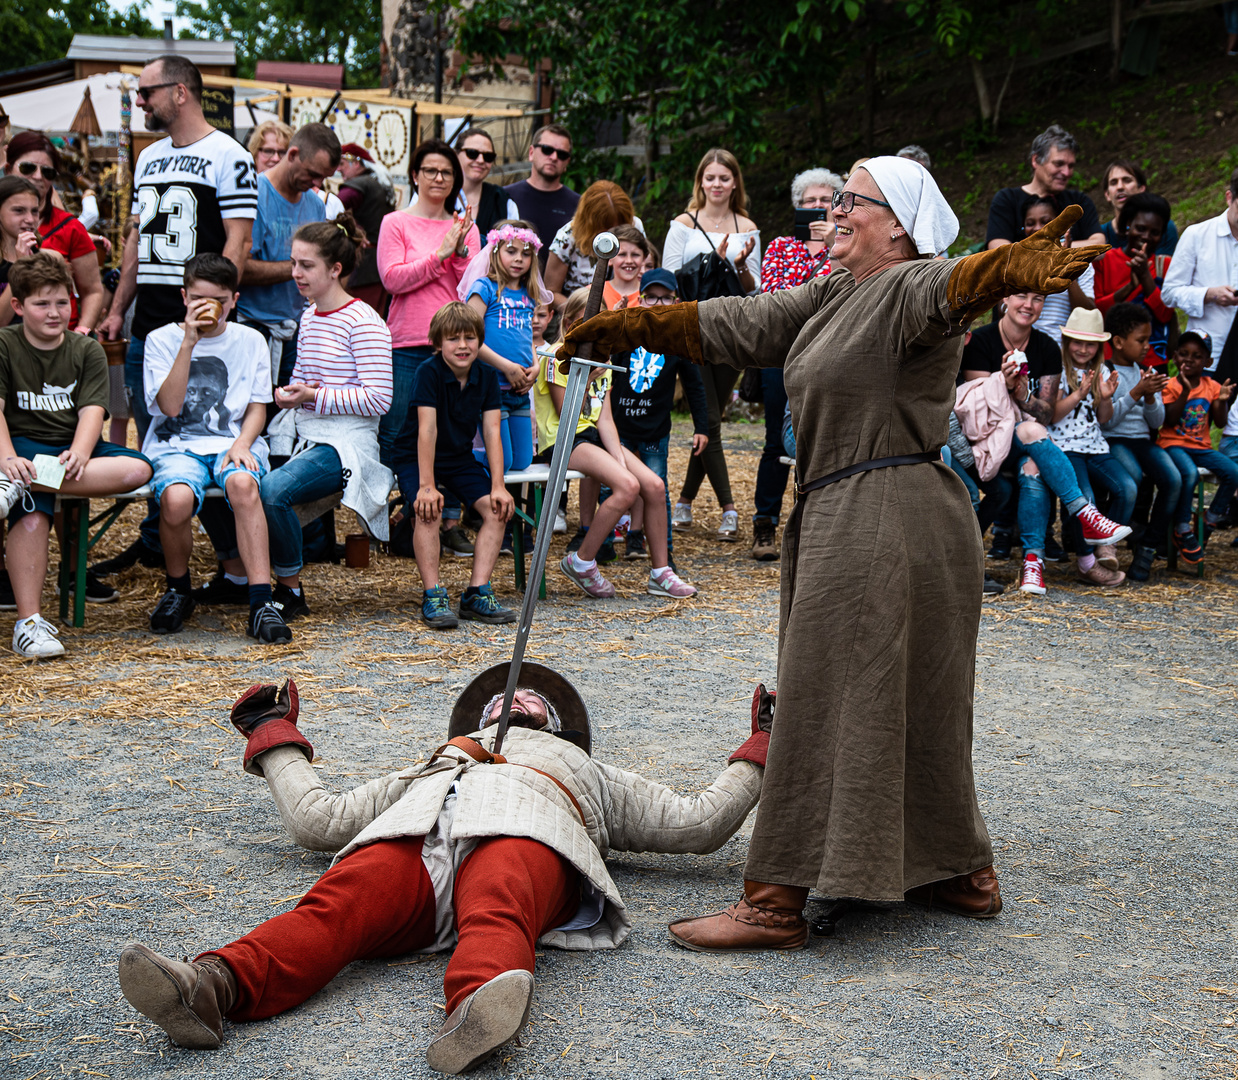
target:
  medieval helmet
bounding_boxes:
[449,662,591,755]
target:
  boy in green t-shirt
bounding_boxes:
[0,253,152,658]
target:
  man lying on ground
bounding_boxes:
[117,664,769,1074]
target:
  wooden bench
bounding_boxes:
[54,487,342,628]
[503,464,585,599]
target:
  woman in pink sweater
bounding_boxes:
[376,139,481,464]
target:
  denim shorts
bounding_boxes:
[148,446,267,512]
[7,436,151,521]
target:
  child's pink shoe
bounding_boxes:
[559,554,616,598]
[648,567,697,598]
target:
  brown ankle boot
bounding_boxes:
[668,880,809,952]
[905,865,1002,919]
[118,944,238,1049]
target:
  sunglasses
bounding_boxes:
[135,81,179,101]
[17,162,57,181]
[461,147,497,163]
[533,143,571,161]
[831,190,892,213]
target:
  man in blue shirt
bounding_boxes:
[237,123,341,387]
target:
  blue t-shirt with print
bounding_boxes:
[467,276,534,387]
[237,173,326,324]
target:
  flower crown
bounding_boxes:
[487,225,542,251]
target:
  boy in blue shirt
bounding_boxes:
[392,302,516,628]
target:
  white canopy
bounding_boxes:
[0,73,278,137]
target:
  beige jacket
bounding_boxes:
[256,726,762,951]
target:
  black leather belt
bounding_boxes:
[794,452,939,501]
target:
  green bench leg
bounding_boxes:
[533,485,547,600]
[509,483,527,593]
[1196,475,1206,579]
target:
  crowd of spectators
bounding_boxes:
[2,54,1237,658]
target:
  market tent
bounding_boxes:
[2,73,278,135]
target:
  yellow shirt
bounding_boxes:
[534,344,611,454]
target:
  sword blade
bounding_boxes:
[491,248,614,755]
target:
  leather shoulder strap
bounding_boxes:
[429,737,584,825]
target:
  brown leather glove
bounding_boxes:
[555,302,703,368]
[230,680,312,776]
[947,206,1108,325]
[730,683,775,768]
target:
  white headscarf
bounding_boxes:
[859,156,959,258]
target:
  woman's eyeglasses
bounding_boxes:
[533,143,571,161]
[17,162,57,181]
[831,190,892,213]
[256,147,286,160]
[418,167,454,181]
[461,147,497,163]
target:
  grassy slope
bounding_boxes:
[638,10,1238,253]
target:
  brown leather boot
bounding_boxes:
[118,944,238,1049]
[905,865,1002,919]
[668,880,809,952]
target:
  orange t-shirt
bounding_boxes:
[602,281,640,311]
[1158,376,1222,450]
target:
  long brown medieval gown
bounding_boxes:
[696,257,994,900]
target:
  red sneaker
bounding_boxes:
[1075,504,1132,546]
[1020,554,1046,596]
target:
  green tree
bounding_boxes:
[175,0,383,86]
[448,0,832,202]
[0,0,159,73]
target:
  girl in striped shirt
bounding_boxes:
[260,213,394,620]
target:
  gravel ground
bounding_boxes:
[2,420,1237,1080]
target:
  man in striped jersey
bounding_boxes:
[97,54,257,578]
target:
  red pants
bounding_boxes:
[204,835,580,1019]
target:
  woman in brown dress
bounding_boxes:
[559,157,1105,950]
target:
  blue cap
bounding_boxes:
[1178,329,1212,356]
[640,268,677,294]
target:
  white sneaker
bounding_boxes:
[672,503,693,530]
[717,509,739,541]
[553,509,567,534]
[0,475,32,518]
[13,614,64,659]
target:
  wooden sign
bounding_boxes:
[201,86,235,137]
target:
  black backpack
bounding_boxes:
[673,214,745,303]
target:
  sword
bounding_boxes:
[491,231,623,756]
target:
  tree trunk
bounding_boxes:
[991,58,1016,133]
[970,56,992,123]
[1111,0,1123,82]
[863,43,877,150]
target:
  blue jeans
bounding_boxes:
[473,390,534,474]
[943,444,981,513]
[599,434,672,556]
[124,335,238,558]
[259,445,344,577]
[781,402,795,459]
[1164,445,1238,527]
[1063,451,1136,551]
[1106,438,1180,538]
[1013,429,1087,556]
[380,345,435,469]
[754,368,790,523]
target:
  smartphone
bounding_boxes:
[794,208,829,242]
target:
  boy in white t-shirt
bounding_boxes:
[143,254,290,643]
